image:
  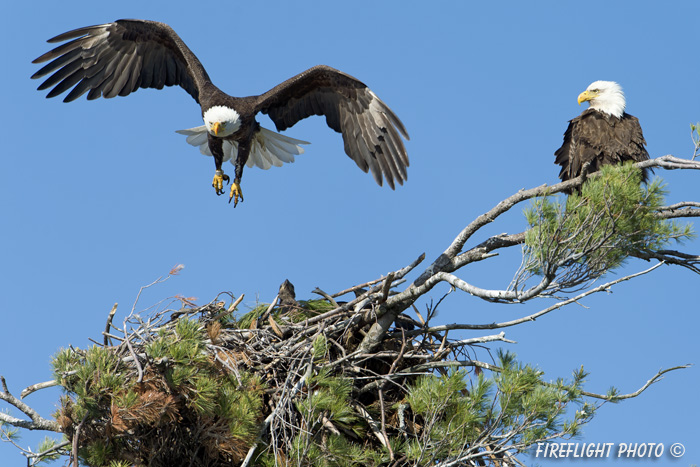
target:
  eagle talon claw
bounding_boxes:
[212,170,230,196]
[229,179,243,207]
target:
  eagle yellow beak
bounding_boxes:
[577,90,597,105]
[212,121,222,136]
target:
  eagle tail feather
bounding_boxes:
[176,125,309,169]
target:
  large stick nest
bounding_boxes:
[53,277,484,467]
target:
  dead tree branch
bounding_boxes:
[0,376,60,432]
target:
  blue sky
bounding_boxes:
[1,1,698,465]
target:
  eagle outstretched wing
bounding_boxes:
[256,65,410,189]
[32,19,208,103]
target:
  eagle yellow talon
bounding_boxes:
[229,179,244,207]
[212,170,230,196]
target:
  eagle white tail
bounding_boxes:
[175,126,309,170]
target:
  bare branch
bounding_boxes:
[397,262,665,336]
[312,287,339,307]
[0,376,60,432]
[20,380,60,399]
[123,316,144,384]
[328,253,425,299]
[353,403,390,450]
[434,271,553,303]
[632,250,700,274]
[379,272,396,304]
[444,332,517,346]
[103,303,118,347]
[580,364,692,401]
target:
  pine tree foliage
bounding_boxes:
[51,318,265,466]
[402,351,593,465]
[522,163,693,291]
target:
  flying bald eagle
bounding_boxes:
[554,80,649,192]
[31,20,409,206]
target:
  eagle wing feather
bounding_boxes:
[255,65,409,189]
[32,20,209,103]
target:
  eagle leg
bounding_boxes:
[229,136,251,207]
[212,170,230,196]
[208,134,230,196]
[229,178,244,207]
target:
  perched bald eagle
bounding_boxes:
[554,81,649,192]
[32,20,409,206]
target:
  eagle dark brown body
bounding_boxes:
[555,109,649,184]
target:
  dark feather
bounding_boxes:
[32,19,207,103]
[257,65,409,189]
[555,108,649,192]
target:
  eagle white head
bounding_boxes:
[577,81,626,118]
[203,105,241,137]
